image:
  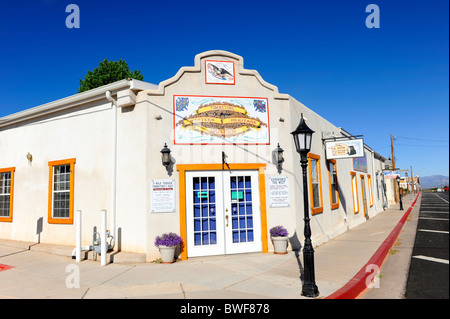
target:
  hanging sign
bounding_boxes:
[151,179,175,213]
[268,176,290,207]
[383,171,400,179]
[231,190,244,200]
[197,191,209,199]
[325,139,364,159]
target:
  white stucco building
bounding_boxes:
[0,50,389,261]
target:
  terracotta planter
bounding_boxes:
[158,245,176,263]
[271,236,288,254]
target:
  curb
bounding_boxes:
[325,192,421,299]
[0,263,14,272]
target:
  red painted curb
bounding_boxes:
[0,263,14,272]
[325,192,421,299]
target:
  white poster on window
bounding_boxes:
[268,176,290,207]
[151,179,175,213]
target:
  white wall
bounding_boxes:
[0,50,388,261]
[0,100,114,246]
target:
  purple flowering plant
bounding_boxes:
[154,232,183,247]
[270,226,288,237]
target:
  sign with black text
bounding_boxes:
[151,179,175,213]
[325,139,364,159]
[268,176,290,207]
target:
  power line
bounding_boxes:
[396,144,449,148]
[394,136,448,143]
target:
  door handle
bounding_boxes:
[225,215,229,227]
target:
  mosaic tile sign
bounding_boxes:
[174,95,270,145]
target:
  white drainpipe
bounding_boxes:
[370,150,378,212]
[105,90,117,250]
[101,209,108,266]
[75,210,82,262]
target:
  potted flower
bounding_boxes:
[270,226,289,254]
[154,232,183,264]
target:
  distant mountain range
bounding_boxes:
[420,175,449,189]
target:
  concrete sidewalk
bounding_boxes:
[0,194,421,299]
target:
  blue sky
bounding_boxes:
[0,0,448,178]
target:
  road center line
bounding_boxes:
[412,255,449,265]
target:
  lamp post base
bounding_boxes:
[301,247,320,298]
[301,283,320,298]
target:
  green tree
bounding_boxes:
[78,58,144,93]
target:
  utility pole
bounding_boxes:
[391,134,399,202]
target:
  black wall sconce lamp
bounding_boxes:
[161,143,171,167]
[26,152,33,165]
[275,143,284,173]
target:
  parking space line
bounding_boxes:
[420,211,448,214]
[412,255,449,265]
[419,217,449,221]
[433,194,449,203]
[418,229,449,234]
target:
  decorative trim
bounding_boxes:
[48,158,76,224]
[144,50,290,100]
[308,153,323,215]
[0,167,15,223]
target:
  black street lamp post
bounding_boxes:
[291,114,319,298]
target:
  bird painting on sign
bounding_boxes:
[205,60,235,84]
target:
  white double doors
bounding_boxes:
[186,170,262,257]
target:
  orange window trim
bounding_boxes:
[368,174,373,207]
[350,171,359,214]
[327,160,339,210]
[308,153,323,215]
[176,163,268,260]
[0,167,15,223]
[48,158,76,224]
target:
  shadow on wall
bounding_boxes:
[338,183,348,217]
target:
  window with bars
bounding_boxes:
[192,176,217,246]
[53,164,71,218]
[308,153,323,214]
[0,168,14,222]
[48,159,75,224]
[230,175,254,244]
[328,160,339,210]
[351,172,359,214]
[368,174,374,207]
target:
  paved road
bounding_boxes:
[405,192,449,299]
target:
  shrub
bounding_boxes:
[270,226,288,237]
[154,232,182,247]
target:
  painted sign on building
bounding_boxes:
[205,60,235,85]
[353,154,368,172]
[173,95,270,144]
[325,139,364,159]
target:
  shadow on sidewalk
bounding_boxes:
[289,231,305,285]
